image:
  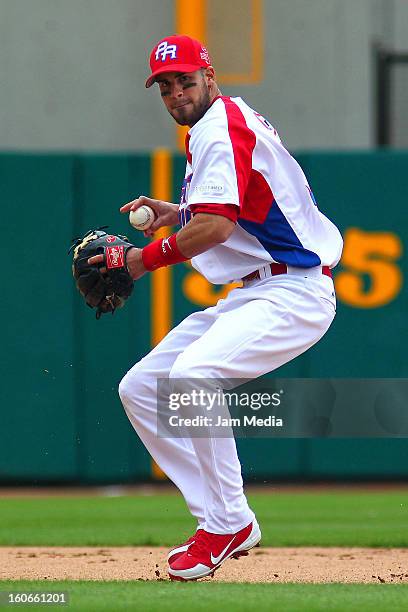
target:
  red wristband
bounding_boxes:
[142,233,188,271]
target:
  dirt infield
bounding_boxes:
[1,547,408,583]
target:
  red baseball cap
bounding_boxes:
[145,35,212,88]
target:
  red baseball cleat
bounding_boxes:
[167,529,204,564]
[168,520,261,581]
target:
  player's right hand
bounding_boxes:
[120,195,179,236]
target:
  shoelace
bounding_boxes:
[187,530,213,558]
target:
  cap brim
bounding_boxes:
[145,63,204,88]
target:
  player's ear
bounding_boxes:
[204,66,215,82]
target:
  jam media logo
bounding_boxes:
[106,235,117,243]
[106,246,124,268]
[155,41,177,62]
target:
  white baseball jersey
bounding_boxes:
[179,96,343,284]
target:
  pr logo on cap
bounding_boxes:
[155,41,178,62]
[145,35,212,88]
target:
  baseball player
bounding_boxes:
[114,35,343,580]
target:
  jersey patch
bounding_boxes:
[193,184,225,196]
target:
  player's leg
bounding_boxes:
[118,307,217,526]
[168,274,335,534]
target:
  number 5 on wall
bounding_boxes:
[335,228,403,308]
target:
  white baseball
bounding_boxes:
[129,205,155,230]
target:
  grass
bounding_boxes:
[1,581,408,611]
[2,491,408,611]
[0,490,408,547]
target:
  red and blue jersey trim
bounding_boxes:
[222,97,321,267]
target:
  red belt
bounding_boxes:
[242,263,332,283]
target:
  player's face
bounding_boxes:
[156,70,212,127]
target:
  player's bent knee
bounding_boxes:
[118,373,133,406]
[118,365,158,416]
[119,368,146,405]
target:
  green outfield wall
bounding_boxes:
[1,151,407,483]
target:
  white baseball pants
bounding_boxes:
[119,269,336,534]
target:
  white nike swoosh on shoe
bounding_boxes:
[178,539,195,551]
[210,536,237,565]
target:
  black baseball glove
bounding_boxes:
[70,229,135,319]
